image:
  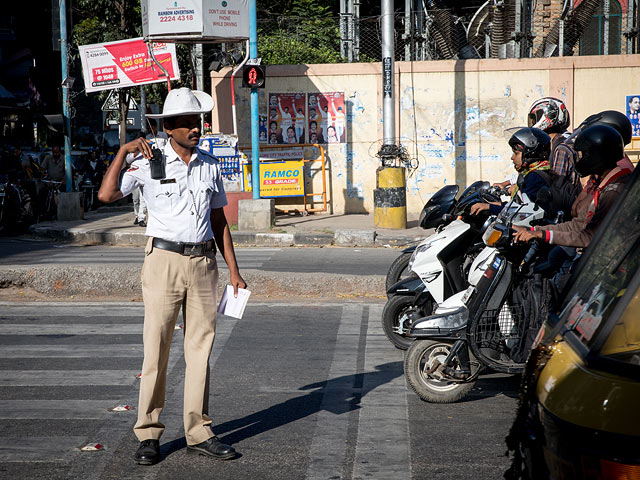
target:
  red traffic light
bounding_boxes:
[242,65,266,88]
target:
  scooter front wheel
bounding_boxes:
[404,340,476,403]
[385,252,412,296]
[381,295,431,350]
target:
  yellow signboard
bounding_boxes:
[243,160,305,197]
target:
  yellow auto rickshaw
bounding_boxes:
[506,167,640,479]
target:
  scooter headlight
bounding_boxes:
[413,307,469,330]
[483,223,509,247]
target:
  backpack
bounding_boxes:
[534,169,582,221]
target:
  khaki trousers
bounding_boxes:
[133,238,218,445]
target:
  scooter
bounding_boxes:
[403,188,556,403]
[382,182,503,349]
[385,183,460,292]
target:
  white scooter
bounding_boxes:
[403,188,556,403]
[382,182,503,349]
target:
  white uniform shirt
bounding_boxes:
[120,141,227,243]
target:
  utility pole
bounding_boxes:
[249,0,260,198]
[374,0,407,229]
[59,0,72,193]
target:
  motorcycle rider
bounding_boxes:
[471,127,551,216]
[514,124,631,250]
[527,97,577,182]
[576,110,635,174]
[495,97,575,191]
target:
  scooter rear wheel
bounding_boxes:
[404,340,477,403]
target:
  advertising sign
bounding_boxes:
[307,92,345,144]
[79,38,179,93]
[259,161,305,197]
[142,0,249,41]
[267,93,306,145]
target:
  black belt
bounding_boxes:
[152,238,216,257]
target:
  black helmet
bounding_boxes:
[507,127,551,170]
[580,110,632,145]
[573,125,623,177]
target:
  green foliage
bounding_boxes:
[258,25,342,65]
[257,0,342,65]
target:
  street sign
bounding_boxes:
[101,91,139,112]
[141,0,250,43]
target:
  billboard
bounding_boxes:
[141,0,249,41]
[259,161,305,197]
[78,38,180,93]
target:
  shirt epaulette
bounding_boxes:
[196,147,218,162]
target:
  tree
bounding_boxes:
[256,0,342,65]
[71,0,193,145]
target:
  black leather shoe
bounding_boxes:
[135,439,160,465]
[138,220,146,227]
[133,218,139,225]
[187,436,236,460]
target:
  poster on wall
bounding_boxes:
[267,93,306,144]
[626,95,640,138]
[259,114,268,144]
[307,92,345,144]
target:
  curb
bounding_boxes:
[0,265,386,300]
[28,225,426,248]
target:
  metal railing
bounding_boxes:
[249,5,638,64]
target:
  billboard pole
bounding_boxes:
[59,0,72,193]
[250,0,260,199]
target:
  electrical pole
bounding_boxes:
[250,0,260,199]
[374,0,407,229]
[59,0,72,193]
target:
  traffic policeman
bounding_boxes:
[98,87,246,466]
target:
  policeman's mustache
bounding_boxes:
[189,132,201,140]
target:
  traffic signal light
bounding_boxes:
[242,64,266,88]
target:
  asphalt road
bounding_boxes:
[0,237,400,276]
[0,301,520,480]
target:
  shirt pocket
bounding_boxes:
[151,182,180,211]
[197,179,218,212]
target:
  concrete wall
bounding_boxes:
[210,54,640,215]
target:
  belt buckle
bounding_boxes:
[184,244,201,256]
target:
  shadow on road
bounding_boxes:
[213,361,402,444]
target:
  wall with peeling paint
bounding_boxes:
[210,55,640,215]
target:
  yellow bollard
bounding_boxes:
[373,166,407,229]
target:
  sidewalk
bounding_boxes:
[28,206,430,248]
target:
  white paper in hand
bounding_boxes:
[217,285,251,319]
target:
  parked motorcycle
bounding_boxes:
[79,174,98,212]
[382,181,502,349]
[0,174,35,234]
[403,188,555,403]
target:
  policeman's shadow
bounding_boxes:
[212,361,403,444]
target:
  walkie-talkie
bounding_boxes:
[149,147,166,180]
